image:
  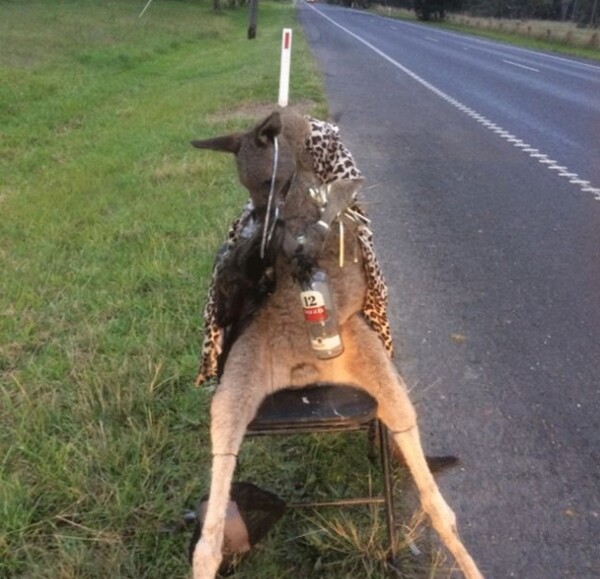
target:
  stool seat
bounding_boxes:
[248,384,377,433]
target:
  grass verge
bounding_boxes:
[0,1,443,577]
[441,14,600,60]
[371,5,600,61]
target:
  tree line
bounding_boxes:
[327,0,599,25]
[208,0,598,30]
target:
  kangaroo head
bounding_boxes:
[192,111,299,216]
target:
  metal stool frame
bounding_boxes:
[246,384,398,559]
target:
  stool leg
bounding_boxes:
[377,421,397,560]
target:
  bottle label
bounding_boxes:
[301,290,328,322]
[311,334,342,351]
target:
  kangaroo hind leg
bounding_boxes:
[191,372,269,579]
[342,324,483,578]
[380,378,483,578]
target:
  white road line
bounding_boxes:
[425,36,440,43]
[310,5,600,202]
[502,59,540,73]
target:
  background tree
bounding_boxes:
[414,0,447,20]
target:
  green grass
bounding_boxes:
[0,0,449,577]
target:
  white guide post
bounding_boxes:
[278,28,292,108]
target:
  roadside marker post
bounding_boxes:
[278,28,292,108]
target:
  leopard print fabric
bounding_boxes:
[351,205,394,357]
[195,117,392,386]
[195,202,255,384]
[305,117,363,184]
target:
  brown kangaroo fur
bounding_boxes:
[190,110,483,579]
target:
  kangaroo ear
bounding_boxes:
[253,112,282,147]
[191,134,242,154]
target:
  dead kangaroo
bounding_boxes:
[190,110,483,579]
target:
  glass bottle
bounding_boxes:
[299,269,344,359]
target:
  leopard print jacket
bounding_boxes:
[195,117,393,386]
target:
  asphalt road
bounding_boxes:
[298,5,600,578]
